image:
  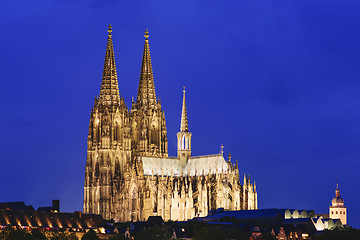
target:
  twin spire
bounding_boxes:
[99,26,189,132]
[99,26,157,108]
[136,29,157,109]
[99,24,121,106]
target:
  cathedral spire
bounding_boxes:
[136,29,157,108]
[177,87,192,167]
[180,87,189,132]
[99,24,120,105]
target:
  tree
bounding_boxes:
[317,226,360,240]
[6,229,31,240]
[193,226,248,240]
[28,229,46,240]
[82,229,100,240]
[260,232,276,240]
[108,234,129,240]
[134,225,170,240]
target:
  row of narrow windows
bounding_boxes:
[179,135,190,150]
[331,211,345,215]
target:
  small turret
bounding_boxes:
[220,144,224,155]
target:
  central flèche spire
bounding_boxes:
[180,87,189,132]
[99,24,120,106]
[136,29,157,109]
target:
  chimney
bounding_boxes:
[75,211,82,219]
[52,200,60,212]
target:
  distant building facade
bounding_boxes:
[0,200,106,233]
[83,26,258,222]
[195,208,344,239]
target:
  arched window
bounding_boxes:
[114,123,119,141]
[131,186,137,211]
[151,129,158,146]
[90,122,94,140]
[115,159,120,175]
[95,161,100,179]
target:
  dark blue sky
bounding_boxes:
[1,0,359,227]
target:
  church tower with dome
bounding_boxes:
[329,183,347,225]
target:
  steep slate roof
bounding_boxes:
[37,207,56,212]
[196,209,287,224]
[146,216,164,227]
[0,202,35,211]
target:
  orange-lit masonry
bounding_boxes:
[0,210,106,232]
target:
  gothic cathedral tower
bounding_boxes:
[131,30,168,158]
[83,25,132,220]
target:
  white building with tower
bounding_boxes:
[329,183,347,225]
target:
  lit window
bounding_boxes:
[336,211,338,214]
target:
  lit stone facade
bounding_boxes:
[83,26,258,222]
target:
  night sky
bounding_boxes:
[1,0,360,227]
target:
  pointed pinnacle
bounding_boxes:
[144,29,149,40]
[99,25,120,105]
[180,87,189,132]
[136,29,157,108]
[108,24,112,36]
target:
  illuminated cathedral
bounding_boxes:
[83,25,258,222]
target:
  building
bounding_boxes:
[329,183,347,225]
[0,200,106,233]
[83,25,257,222]
[194,208,343,239]
[37,200,60,212]
[0,202,35,212]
